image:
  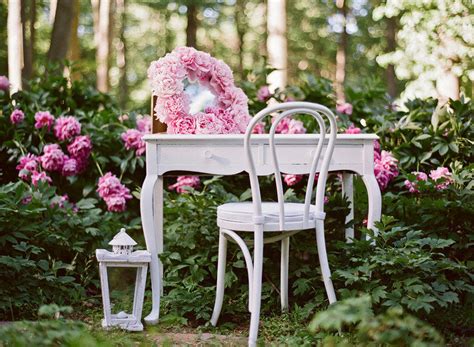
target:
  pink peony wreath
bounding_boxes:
[147,46,251,134]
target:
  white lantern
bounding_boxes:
[96,228,150,331]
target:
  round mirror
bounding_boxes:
[184,80,217,114]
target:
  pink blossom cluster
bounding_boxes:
[0,75,9,91]
[274,117,306,134]
[54,116,81,141]
[97,172,132,212]
[404,172,428,193]
[10,109,25,125]
[374,150,399,190]
[148,46,250,134]
[34,111,55,130]
[284,174,303,186]
[404,167,453,192]
[257,86,272,102]
[336,102,353,115]
[120,115,151,156]
[345,124,361,134]
[16,153,52,186]
[168,175,200,194]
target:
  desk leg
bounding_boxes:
[361,174,382,238]
[141,174,163,324]
[342,173,354,243]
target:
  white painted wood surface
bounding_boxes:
[140,124,382,328]
[96,249,150,331]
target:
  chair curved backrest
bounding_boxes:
[244,102,338,230]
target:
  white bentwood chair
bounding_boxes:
[210,102,338,346]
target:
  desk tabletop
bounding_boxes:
[143,133,379,144]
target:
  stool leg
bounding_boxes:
[211,230,228,326]
[280,236,290,311]
[315,220,337,304]
[249,225,264,347]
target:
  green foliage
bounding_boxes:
[309,295,445,346]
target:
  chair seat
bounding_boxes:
[217,202,325,232]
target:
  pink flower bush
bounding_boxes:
[10,109,24,125]
[284,174,303,186]
[0,75,9,91]
[54,116,81,141]
[16,154,39,180]
[429,167,453,190]
[274,117,306,134]
[121,129,146,156]
[40,144,66,172]
[257,86,271,102]
[31,171,52,186]
[345,124,361,134]
[136,115,152,133]
[336,102,353,115]
[61,157,79,176]
[97,172,132,212]
[148,46,250,134]
[374,150,399,190]
[34,111,55,130]
[168,175,200,194]
[404,172,428,193]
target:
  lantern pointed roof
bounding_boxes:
[109,228,137,246]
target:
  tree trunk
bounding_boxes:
[91,0,100,40]
[48,0,74,63]
[21,0,35,81]
[68,0,80,62]
[385,16,397,98]
[186,3,198,48]
[8,0,23,93]
[267,0,287,91]
[116,0,128,107]
[335,0,347,102]
[96,0,112,92]
[235,0,246,79]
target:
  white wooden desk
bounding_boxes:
[140,133,382,324]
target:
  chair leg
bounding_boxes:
[211,230,228,326]
[315,220,337,304]
[280,236,290,311]
[249,225,264,347]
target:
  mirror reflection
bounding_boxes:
[184,79,217,114]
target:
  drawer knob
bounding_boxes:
[204,150,213,159]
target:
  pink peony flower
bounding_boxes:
[40,144,65,172]
[61,157,79,176]
[168,175,200,194]
[168,115,196,134]
[284,174,303,186]
[429,167,453,190]
[404,172,428,193]
[336,102,353,115]
[195,112,225,134]
[54,116,81,141]
[154,93,190,123]
[209,60,234,93]
[220,87,249,108]
[121,129,145,155]
[0,75,10,91]
[257,86,272,102]
[67,135,92,161]
[97,172,132,212]
[22,195,32,205]
[274,117,306,134]
[16,153,39,180]
[136,115,152,133]
[31,171,52,186]
[10,109,24,125]
[252,122,265,134]
[345,124,361,134]
[118,114,129,122]
[34,111,55,130]
[374,150,399,190]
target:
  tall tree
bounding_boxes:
[7,0,23,93]
[116,0,127,107]
[235,0,247,78]
[21,0,36,81]
[267,0,287,91]
[335,0,347,102]
[96,0,112,92]
[48,0,74,63]
[385,16,397,98]
[186,2,198,48]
